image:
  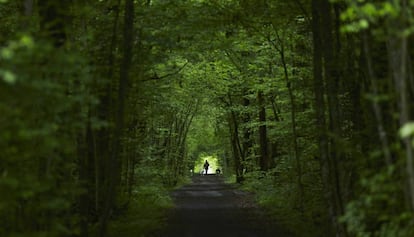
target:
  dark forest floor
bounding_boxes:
[152,175,294,237]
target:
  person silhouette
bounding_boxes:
[203,160,209,175]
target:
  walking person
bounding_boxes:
[203,160,209,175]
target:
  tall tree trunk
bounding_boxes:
[258,91,268,171]
[24,0,33,16]
[95,0,122,218]
[227,94,245,182]
[391,36,414,210]
[242,96,252,167]
[36,0,69,187]
[319,1,347,236]
[37,1,67,47]
[312,0,334,235]
[269,95,281,167]
[321,0,344,217]
[388,0,414,209]
[268,24,305,213]
[98,0,135,236]
[362,32,393,165]
[78,119,95,237]
[20,0,34,29]
[276,31,304,213]
[230,119,244,182]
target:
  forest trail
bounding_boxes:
[155,175,292,237]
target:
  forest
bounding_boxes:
[1,0,414,236]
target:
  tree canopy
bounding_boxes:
[1,0,414,237]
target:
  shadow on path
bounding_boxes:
[154,175,293,237]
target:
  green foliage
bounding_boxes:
[341,166,414,237]
[107,176,174,237]
[338,0,408,34]
[101,158,176,236]
[400,122,414,142]
[240,152,326,237]
[0,35,93,237]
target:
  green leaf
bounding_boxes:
[20,35,34,48]
[359,19,369,29]
[361,3,377,16]
[0,70,16,84]
[1,48,13,59]
[399,122,414,138]
[381,2,397,17]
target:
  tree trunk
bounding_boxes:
[258,91,268,171]
[227,94,245,182]
[312,0,334,235]
[275,31,304,213]
[387,1,414,209]
[321,0,345,220]
[77,119,95,237]
[37,1,67,47]
[98,0,135,236]
[24,0,33,16]
[319,1,347,236]
[95,0,122,218]
[242,96,252,168]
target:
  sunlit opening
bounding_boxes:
[194,154,220,174]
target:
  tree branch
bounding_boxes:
[143,62,189,82]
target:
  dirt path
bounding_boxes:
[155,175,292,237]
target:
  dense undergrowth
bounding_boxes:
[239,158,327,237]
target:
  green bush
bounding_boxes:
[341,166,414,237]
[0,35,93,237]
